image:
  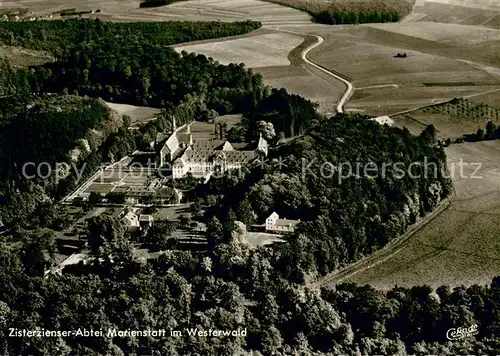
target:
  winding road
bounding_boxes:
[274,27,354,114]
[299,34,353,114]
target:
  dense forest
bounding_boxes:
[1,17,498,356]
[194,116,452,280]
[0,19,263,108]
[0,219,499,355]
[264,0,415,24]
[0,92,122,226]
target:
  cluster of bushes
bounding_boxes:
[139,0,187,8]
[60,9,93,17]
[458,120,500,144]
[264,0,415,24]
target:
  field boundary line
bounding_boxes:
[168,27,268,48]
[313,193,455,287]
[356,84,399,90]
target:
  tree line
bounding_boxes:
[264,0,415,25]
[315,10,401,25]
[0,18,261,57]
[139,0,187,8]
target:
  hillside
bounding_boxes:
[195,114,452,279]
[263,0,416,24]
[0,18,305,227]
[1,12,500,356]
[0,91,119,226]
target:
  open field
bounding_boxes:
[245,232,285,247]
[258,63,346,114]
[469,90,500,108]
[0,46,55,67]
[255,33,347,114]
[188,121,218,140]
[0,0,311,25]
[214,114,242,129]
[290,19,500,116]
[253,34,347,114]
[175,32,303,67]
[175,30,346,114]
[185,115,242,140]
[340,140,500,289]
[408,1,500,28]
[105,102,160,125]
[426,0,500,9]
[346,86,495,117]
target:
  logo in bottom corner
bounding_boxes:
[446,323,479,341]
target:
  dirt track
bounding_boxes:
[274,27,353,113]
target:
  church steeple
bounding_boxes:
[172,115,176,132]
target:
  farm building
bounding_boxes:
[265,212,300,233]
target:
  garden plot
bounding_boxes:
[392,98,500,139]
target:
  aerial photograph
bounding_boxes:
[0,0,499,354]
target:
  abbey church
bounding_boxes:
[157,118,268,179]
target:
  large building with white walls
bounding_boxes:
[158,119,268,179]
